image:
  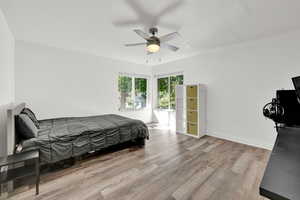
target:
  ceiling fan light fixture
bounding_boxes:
[125,28,180,53]
[147,43,160,53]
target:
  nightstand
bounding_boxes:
[0,150,40,195]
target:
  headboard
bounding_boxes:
[6,103,25,155]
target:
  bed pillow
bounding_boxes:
[16,114,38,139]
[21,107,40,128]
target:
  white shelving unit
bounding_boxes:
[175,84,207,138]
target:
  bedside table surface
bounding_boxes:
[260,127,300,200]
[0,150,39,167]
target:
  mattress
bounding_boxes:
[20,114,149,163]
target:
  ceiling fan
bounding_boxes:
[125,27,180,54]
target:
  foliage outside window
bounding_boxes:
[118,75,147,110]
[157,74,184,110]
[135,78,147,109]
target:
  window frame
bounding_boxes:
[155,72,184,110]
[118,73,149,111]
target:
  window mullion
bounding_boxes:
[157,79,159,109]
[168,76,171,110]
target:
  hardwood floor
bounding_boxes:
[7,129,270,200]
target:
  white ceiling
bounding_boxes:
[1,0,300,65]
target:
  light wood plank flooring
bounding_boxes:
[7,128,270,200]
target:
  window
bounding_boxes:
[118,74,148,110]
[135,78,147,109]
[157,74,184,109]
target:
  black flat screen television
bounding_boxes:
[292,76,300,100]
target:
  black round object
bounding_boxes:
[263,98,284,123]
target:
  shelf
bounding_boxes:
[176,84,206,139]
[187,121,198,124]
[0,165,36,183]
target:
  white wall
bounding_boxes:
[0,8,14,156]
[15,40,153,123]
[152,30,300,149]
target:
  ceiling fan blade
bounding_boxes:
[159,32,181,43]
[134,29,150,40]
[125,42,147,47]
[161,43,179,52]
[157,0,183,18]
[125,0,150,19]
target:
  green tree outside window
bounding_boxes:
[157,75,184,109]
[119,75,147,110]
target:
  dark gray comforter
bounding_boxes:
[20,114,149,163]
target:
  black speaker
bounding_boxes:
[276,90,300,125]
[292,76,300,101]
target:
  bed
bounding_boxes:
[7,103,149,164]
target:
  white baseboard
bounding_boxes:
[147,124,274,150]
[206,132,274,150]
